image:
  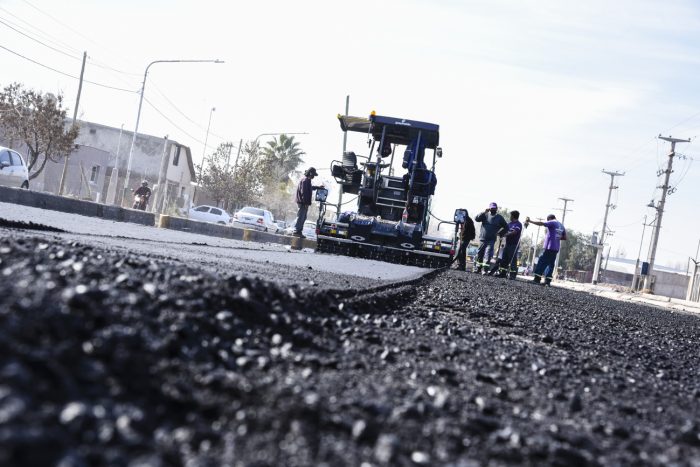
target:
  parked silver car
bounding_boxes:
[0,146,29,189]
[232,206,278,232]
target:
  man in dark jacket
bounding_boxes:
[456,210,476,272]
[294,167,323,237]
[473,202,507,273]
[133,180,151,210]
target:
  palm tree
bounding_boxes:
[261,134,305,182]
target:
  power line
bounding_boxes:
[21,0,102,50]
[0,8,82,56]
[0,17,80,60]
[149,80,228,141]
[19,0,141,74]
[143,97,209,146]
[87,56,141,77]
[0,43,137,93]
[1,10,140,78]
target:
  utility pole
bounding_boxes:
[552,197,573,279]
[337,95,350,219]
[631,215,649,291]
[232,138,243,175]
[153,135,169,214]
[592,170,625,284]
[643,135,691,291]
[58,51,86,196]
[193,107,215,205]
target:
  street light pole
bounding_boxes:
[193,107,215,205]
[122,59,223,200]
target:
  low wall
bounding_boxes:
[158,215,316,249]
[600,268,689,300]
[0,186,154,226]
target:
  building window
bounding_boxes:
[173,145,181,166]
[90,165,100,182]
[89,128,97,134]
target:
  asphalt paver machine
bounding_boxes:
[315,112,462,268]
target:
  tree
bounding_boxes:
[261,134,305,183]
[559,229,597,271]
[230,141,264,210]
[0,83,79,180]
[259,134,306,220]
[198,142,235,207]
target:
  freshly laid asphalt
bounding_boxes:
[1,223,699,466]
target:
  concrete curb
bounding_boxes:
[0,186,154,226]
[0,187,316,250]
[158,215,317,250]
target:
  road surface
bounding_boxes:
[1,204,699,466]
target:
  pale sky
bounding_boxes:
[2,0,700,269]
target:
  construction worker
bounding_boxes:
[487,210,523,279]
[456,210,476,272]
[473,202,507,273]
[526,214,567,285]
[294,167,324,237]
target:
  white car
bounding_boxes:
[284,219,317,239]
[232,206,278,232]
[0,146,29,189]
[188,205,232,224]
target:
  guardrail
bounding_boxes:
[0,185,154,226]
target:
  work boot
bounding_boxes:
[544,278,552,287]
[293,231,306,238]
[532,276,541,284]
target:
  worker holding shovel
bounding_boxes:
[487,210,524,279]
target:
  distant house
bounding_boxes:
[2,120,196,212]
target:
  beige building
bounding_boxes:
[19,120,197,212]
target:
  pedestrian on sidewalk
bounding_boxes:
[473,202,507,273]
[294,167,324,237]
[487,210,523,279]
[456,209,476,272]
[526,214,566,285]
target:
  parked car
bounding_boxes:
[232,206,278,232]
[275,220,287,232]
[284,219,317,239]
[0,146,29,189]
[188,205,232,224]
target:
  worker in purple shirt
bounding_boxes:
[294,167,324,237]
[487,210,523,279]
[526,214,567,286]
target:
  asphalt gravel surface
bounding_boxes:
[1,229,699,466]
